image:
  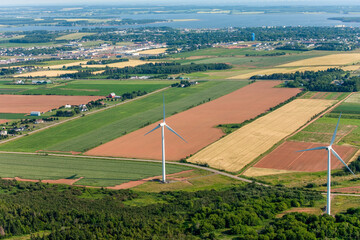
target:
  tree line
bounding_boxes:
[250,68,359,92]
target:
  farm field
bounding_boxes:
[138,48,167,55]
[251,141,356,172]
[19,80,175,96]
[0,81,248,153]
[228,66,338,79]
[14,70,78,77]
[48,60,88,69]
[0,95,101,114]
[85,81,300,160]
[280,53,360,67]
[55,32,95,40]
[81,59,153,68]
[0,153,190,187]
[188,99,335,172]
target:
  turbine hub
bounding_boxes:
[160,122,166,127]
[327,146,332,150]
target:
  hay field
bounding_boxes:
[15,70,78,77]
[48,61,88,69]
[345,92,360,103]
[188,99,336,172]
[342,65,360,71]
[228,66,340,79]
[138,48,167,55]
[55,33,95,40]
[280,54,360,67]
[81,59,152,68]
[243,167,296,177]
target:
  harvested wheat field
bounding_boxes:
[15,70,78,77]
[229,66,342,79]
[243,167,297,177]
[48,61,88,69]
[138,48,167,55]
[86,81,300,160]
[81,59,152,68]
[253,141,356,172]
[0,95,102,113]
[341,65,360,71]
[280,54,360,67]
[188,99,335,172]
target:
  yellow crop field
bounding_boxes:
[93,70,105,75]
[138,48,167,55]
[243,167,296,177]
[81,59,153,68]
[342,65,360,71]
[280,54,360,67]
[228,68,293,79]
[56,33,95,40]
[228,66,348,79]
[188,99,336,172]
[48,61,88,69]
[15,70,78,77]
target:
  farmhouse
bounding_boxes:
[108,93,116,98]
[0,130,7,136]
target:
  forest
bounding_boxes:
[250,68,360,92]
[0,179,357,239]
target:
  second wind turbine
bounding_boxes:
[145,94,187,183]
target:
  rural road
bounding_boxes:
[0,86,170,145]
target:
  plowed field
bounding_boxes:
[85,81,301,160]
[0,95,102,113]
[188,99,335,172]
[254,141,356,172]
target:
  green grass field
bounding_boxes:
[333,102,360,115]
[0,81,248,153]
[0,113,42,120]
[20,80,175,96]
[289,116,360,145]
[55,32,95,40]
[0,153,190,187]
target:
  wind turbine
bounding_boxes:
[144,94,187,183]
[297,113,355,215]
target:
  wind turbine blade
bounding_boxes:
[331,148,355,175]
[144,124,161,136]
[165,124,187,143]
[163,93,165,122]
[330,113,342,146]
[297,146,327,152]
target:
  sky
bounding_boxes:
[0,0,358,6]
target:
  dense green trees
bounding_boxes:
[104,62,231,79]
[250,68,360,92]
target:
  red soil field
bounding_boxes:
[254,141,357,172]
[0,120,9,124]
[86,81,301,160]
[0,95,102,114]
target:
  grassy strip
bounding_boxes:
[0,81,248,152]
[0,153,190,187]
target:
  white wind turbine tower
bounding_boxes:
[145,94,187,183]
[297,113,355,215]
